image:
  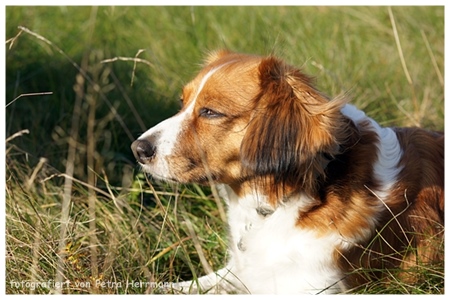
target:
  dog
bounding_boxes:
[131,50,444,294]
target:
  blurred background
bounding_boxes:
[6,6,444,186]
[5,6,444,294]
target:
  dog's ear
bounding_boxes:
[240,56,349,192]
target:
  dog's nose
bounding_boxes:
[131,139,156,164]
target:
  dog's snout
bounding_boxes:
[131,139,156,164]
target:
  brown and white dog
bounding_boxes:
[131,51,444,294]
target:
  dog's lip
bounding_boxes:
[138,165,178,182]
[139,166,219,186]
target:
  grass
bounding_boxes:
[5,6,444,294]
[6,159,227,294]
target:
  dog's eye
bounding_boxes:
[199,107,225,119]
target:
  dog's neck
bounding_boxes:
[227,174,323,211]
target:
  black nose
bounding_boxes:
[131,139,156,164]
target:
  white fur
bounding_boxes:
[225,187,349,294]
[170,185,349,294]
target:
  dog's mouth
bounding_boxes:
[138,165,178,183]
[138,162,220,186]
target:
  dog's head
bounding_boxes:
[132,51,350,197]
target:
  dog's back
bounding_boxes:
[342,127,444,288]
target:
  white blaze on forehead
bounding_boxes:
[188,63,228,112]
[140,62,230,140]
[137,61,234,171]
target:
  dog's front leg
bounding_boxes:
[166,266,247,294]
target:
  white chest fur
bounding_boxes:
[218,185,348,294]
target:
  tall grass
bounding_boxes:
[5,6,444,294]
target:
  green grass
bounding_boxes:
[5,6,444,294]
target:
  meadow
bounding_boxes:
[5,6,444,294]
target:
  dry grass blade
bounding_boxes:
[101,56,153,67]
[101,49,153,87]
[6,92,53,108]
[146,237,191,266]
[387,7,417,112]
[6,129,29,143]
[26,157,47,190]
[420,30,444,87]
[387,7,412,86]
[184,218,213,275]
[54,69,85,295]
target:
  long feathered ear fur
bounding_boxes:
[240,56,351,197]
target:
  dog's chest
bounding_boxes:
[227,193,315,266]
[219,186,346,294]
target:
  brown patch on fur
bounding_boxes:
[296,120,381,238]
[240,56,351,206]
